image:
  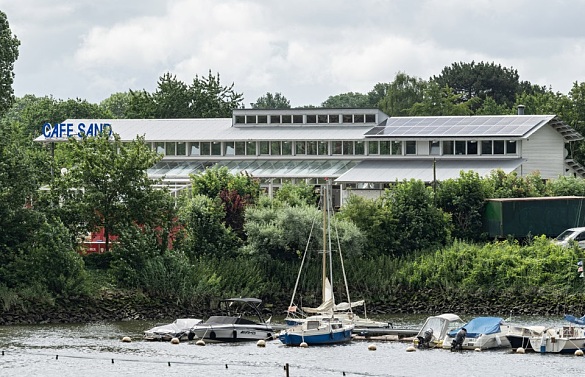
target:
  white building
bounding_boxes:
[37,108,584,203]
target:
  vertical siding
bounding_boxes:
[521,126,566,179]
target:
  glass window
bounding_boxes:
[392,141,402,155]
[467,141,478,155]
[282,141,292,155]
[245,115,256,124]
[318,115,328,123]
[343,141,354,155]
[365,114,376,123]
[258,115,268,124]
[259,141,270,155]
[405,141,416,155]
[189,142,200,156]
[343,114,352,123]
[293,115,303,123]
[354,114,365,123]
[165,142,176,156]
[355,141,365,155]
[224,141,235,156]
[235,141,246,155]
[176,142,186,156]
[443,141,454,155]
[211,142,221,155]
[200,142,211,155]
[307,141,318,155]
[306,115,317,123]
[429,141,440,155]
[235,115,245,124]
[270,115,280,124]
[246,141,256,155]
[295,141,306,155]
[318,141,328,155]
[333,141,343,155]
[329,114,339,123]
[271,141,281,155]
[282,115,292,123]
[481,140,492,155]
[380,141,391,155]
[455,141,466,155]
[494,140,505,154]
[369,141,379,155]
[155,142,165,155]
[506,140,517,154]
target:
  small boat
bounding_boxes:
[144,318,202,341]
[442,316,510,350]
[279,183,354,346]
[504,324,545,351]
[414,313,464,348]
[187,298,274,343]
[529,316,585,353]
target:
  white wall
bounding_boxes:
[521,126,566,179]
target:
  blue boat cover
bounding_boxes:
[564,314,585,325]
[448,317,503,338]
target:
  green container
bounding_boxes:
[483,196,585,239]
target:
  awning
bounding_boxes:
[335,159,524,183]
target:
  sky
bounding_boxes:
[2,0,585,108]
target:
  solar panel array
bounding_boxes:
[365,115,554,138]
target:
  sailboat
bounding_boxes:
[278,183,355,346]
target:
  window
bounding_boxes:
[333,141,343,155]
[369,141,379,155]
[429,141,440,155]
[235,115,245,124]
[295,141,306,155]
[354,114,365,123]
[270,115,281,123]
[467,141,478,155]
[155,142,165,155]
[355,141,365,155]
[494,140,505,154]
[506,140,517,154]
[259,141,270,155]
[307,141,318,155]
[380,141,391,155]
[306,115,317,123]
[293,115,303,124]
[258,115,268,124]
[282,115,292,123]
[405,141,416,155]
[365,114,376,123]
[343,141,354,155]
[329,114,339,123]
[271,141,281,155]
[245,115,256,124]
[318,141,328,155]
[235,141,246,155]
[481,140,492,155]
[392,141,402,155]
[176,142,186,156]
[189,142,200,156]
[318,115,328,123]
[443,141,454,155]
[246,141,256,155]
[455,141,466,155]
[200,142,211,155]
[211,142,221,155]
[343,114,352,123]
[224,141,235,156]
[282,141,292,155]
[165,142,176,156]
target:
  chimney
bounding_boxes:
[517,105,525,115]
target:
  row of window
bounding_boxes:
[148,140,517,157]
[234,113,377,125]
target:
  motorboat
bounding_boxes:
[279,183,354,346]
[187,298,274,343]
[414,313,464,348]
[504,324,545,351]
[441,316,511,350]
[144,318,202,341]
[529,316,585,353]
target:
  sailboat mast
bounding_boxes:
[322,184,327,303]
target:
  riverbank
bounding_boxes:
[3,287,585,325]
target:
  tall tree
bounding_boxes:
[190,70,243,117]
[0,11,19,117]
[321,92,371,108]
[99,92,132,119]
[377,72,427,116]
[251,92,291,109]
[409,82,476,116]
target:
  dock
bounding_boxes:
[353,327,419,341]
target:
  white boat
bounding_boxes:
[441,316,511,350]
[529,324,585,353]
[279,183,354,346]
[187,298,274,342]
[144,318,202,341]
[504,324,545,351]
[414,313,464,348]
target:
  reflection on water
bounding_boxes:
[0,315,584,377]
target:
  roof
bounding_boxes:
[365,115,582,141]
[335,158,524,183]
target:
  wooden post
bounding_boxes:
[284,363,290,377]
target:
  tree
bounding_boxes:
[153,73,192,118]
[0,11,19,117]
[274,181,317,207]
[190,70,243,117]
[377,72,427,116]
[99,92,132,119]
[409,82,476,116]
[50,132,165,252]
[321,92,371,108]
[251,92,291,109]
[432,61,520,109]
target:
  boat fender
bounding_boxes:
[233,330,237,339]
[575,349,584,356]
[210,331,216,340]
[516,347,525,354]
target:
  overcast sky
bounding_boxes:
[2,0,585,108]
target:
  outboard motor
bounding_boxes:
[416,328,433,348]
[451,327,467,351]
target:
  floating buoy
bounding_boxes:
[170,338,180,344]
[368,344,377,351]
[195,339,206,346]
[575,349,584,356]
[406,345,416,352]
[257,339,266,347]
[516,347,525,354]
[474,348,481,352]
[121,336,132,343]
[300,342,308,348]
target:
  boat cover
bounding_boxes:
[564,314,585,325]
[449,317,503,338]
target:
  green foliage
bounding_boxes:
[0,11,19,116]
[485,169,546,198]
[321,92,372,108]
[251,92,291,109]
[274,181,318,207]
[377,72,426,116]
[546,176,585,196]
[99,92,131,118]
[408,82,477,116]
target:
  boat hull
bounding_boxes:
[530,326,585,353]
[279,327,353,346]
[190,324,274,342]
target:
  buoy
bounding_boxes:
[474,348,481,352]
[516,347,525,354]
[195,340,206,346]
[406,345,416,352]
[170,337,180,344]
[300,342,308,348]
[257,339,266,347]
[368,344,377,351]
[121,336,131,343]
[575,349,584,356]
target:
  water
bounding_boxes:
[1,315,584,377]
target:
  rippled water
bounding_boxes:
[0,315,583,376]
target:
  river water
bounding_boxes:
[1,315,584,377]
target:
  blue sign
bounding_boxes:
[42,122,113,139]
